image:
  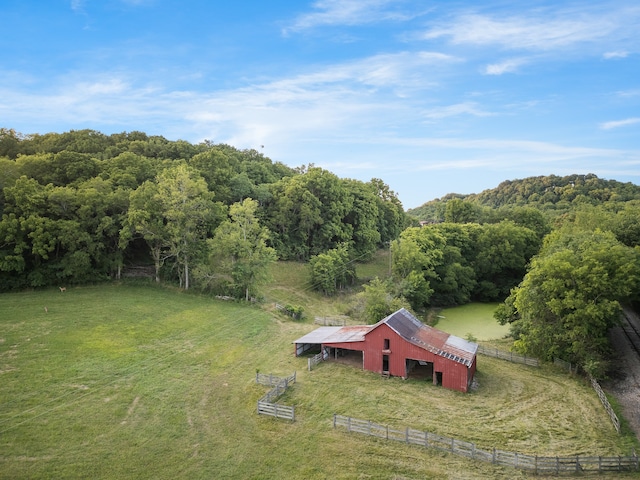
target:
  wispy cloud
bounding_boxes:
[483,58,527,75]
[70,0,85,12]
[600,118,640,130]
[422,9,626,51]
[422,102,493,120]
[283,0,416,34]
[603,51,629,59]
[616,89,640,98]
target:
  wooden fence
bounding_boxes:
[553,357,576,373]
[477,345,540,367]
[308,351,325,371]
[333,414,638,475]
[256,372,296,421]
[588,373,621,433]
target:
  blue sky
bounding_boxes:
[1,0,639,209]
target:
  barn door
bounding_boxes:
[382,355,389,373]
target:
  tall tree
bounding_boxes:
[500,228,640,376]
[155,164,221,289]
[309,243,355,296]
[198,198,275,300]
[122,164,221,289]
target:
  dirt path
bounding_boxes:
[604,307,640,440]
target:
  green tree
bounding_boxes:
[122,165,221,289]
[502,228,640,376]
[356,277,408,324]
[444,198,480,223]
[309,243,355,296]
[473,221,540,301]
[155,165,221,289]
[198,198,275,300]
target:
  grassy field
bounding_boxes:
[0,272,638,478]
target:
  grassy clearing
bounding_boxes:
[0,276,638,479]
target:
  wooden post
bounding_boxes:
[406,427,409,444]
[333,413,336,428]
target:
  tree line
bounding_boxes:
[374,174,640,377]
[0,128,408,296]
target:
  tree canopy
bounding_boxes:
[0,128,408,295]
[496,227,640,376]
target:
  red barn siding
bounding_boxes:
[295,309,477,393]
[321,323,474,393]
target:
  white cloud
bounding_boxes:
[603,51,629,59]
[422,10,625,51]
[70,0,85,12]
[483,58,527,75]
[600,118,640,130]
[616,89,640,98]
[422,102,493,120]
[283,0,415,34]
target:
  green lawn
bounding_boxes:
[0,282,637,479]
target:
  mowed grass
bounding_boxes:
[0,281,638,479]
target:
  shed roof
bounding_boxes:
[293,325,370,345]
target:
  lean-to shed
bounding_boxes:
[293,308,477,393]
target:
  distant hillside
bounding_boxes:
[408,174,640,220]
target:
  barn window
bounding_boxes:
[383,338,390,350]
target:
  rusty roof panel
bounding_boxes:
[379,309,477,367]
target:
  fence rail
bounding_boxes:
[477,345,540,367]
[333,414,638,474]
[308,351,325,371]
[588,373,620,433]
[256,372,296,421]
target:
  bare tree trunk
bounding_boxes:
[184,254,189,290]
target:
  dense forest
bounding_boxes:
[408,173,640,222]
[0,128,408,295]
[2,128,640,376]
[401,173,640,376]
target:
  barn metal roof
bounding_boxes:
[293,325,370,345]
[377,308,477,367]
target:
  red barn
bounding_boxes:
[294,308,477,393]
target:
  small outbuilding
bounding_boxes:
[294,308,478,393]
